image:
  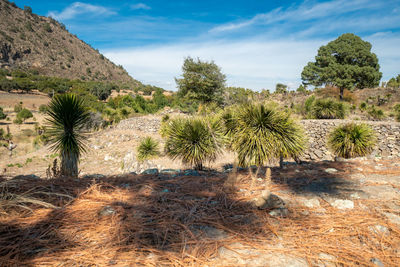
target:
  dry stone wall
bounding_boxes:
[300,120,400,161]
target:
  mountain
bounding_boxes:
[0,0,138,85]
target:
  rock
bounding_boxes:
[324,168,338,174]
[269,208,289,217]
[141,168,159,175]
[255,193,286,210]
[160,169,181,176]
[330,199,354,210]
[192,225,227,240]
[369,225,389,236]
[104,154,113,161]
[302,198,320,208]
[370,258,384,267]
[98,206,115,217]
[383,212,400,225]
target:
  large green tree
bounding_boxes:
[301,33,382,100]
[175,57,226,104]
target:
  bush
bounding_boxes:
[0,106,6,120]
[359,102,367,112]
[162,117,226,170]
[14,103,23,113]
[228,103,306,167]
[13,118,23,124]
[328,123,376,158]
[161,114,169,123]
[39,104,48,113]
[313,98,346,119]
[137,137,160,161]
[367,106,385,120]
[17,108,33,122]
[394,104,400,122]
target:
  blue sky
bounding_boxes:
[13,0,400,91]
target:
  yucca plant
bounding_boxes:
[137,136,159,161]
[313,98,346,119]
[163,116,226,170]
[229,103,306,167]
[46,94,90,177]
[328,123,376,158]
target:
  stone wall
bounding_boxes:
[300,120,400,161]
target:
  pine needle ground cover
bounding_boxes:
[0,159,399,266]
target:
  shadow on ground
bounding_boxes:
[0,160,363,265]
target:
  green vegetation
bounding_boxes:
[367,106,385,120]
[328,123,376,158]
[312,98,346,119]
[0,106,6,120]
[16,108,33,122]
[46,94,90,177]
[275,83,288,94]
[386,74,400,89]
[226,103,306,167]
[302,33,382,100]
[162,117,226,170]
[137,137,160,161]
[176,57,226,104]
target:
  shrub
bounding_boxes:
[161,114,170,123]
[394,104,400,122]
[17,108,33,122]
[367,106,385,120]
[39,104,48,113]
[163,117,226,170]
[359,102,367,112]
[14,103,23,113]
[328,123,376,158]
[313,98,346,119]
[228,103,306,167]
[0,106,6,120]
[137,137,160,161]
[13,118,23,124]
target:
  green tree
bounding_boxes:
[46,94,90,177]
[386,74,400,89]
[175,57,226,104]
[0,106,6,120]
[275,83,288,94]
[301,33,382,100]
[17,108,33,122]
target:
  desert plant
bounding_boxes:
[39,104,48,113]
[14,103,22,113]
[137,136,160,161]
[0,106,6,120]
[229,103,306,167]
[328,123,376,158]
[161,114,170,123]
[359,102,367,112]
[313,98,346,119]
[17,108,33,122]
[46,94,90,177]
[163,117,226,170]
[394,104,400,122]
[367,106,385,120]
[13,118,23,124]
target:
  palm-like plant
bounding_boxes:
[313,98,346,119]
[229,103,306,167]
[163,116,226,170]
[137,136,159,161]
[46,94,90,177]
[328,123,376,158]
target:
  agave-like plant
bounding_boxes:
[229,103,306,167]
[313,98,346,119]
[137,136,159,161]
[46,94,90,177]
[328,123,376,158]
[163,116,226,170]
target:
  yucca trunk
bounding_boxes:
[61,151,78,178]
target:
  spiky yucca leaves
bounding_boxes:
[230,103,306,167]
[163,117,226,170]
[328,123,376,158]
[46,94,90,177]
[137,136,159,161]
[313,98,346,119]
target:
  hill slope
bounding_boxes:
[0,0,138,85]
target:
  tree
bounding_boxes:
[17,108,33,122]
[301,33,382,100]
[275,83,288,94]
[0,106,6,120]
[386,74,400,89]
[175,57,226,104]
[46,94,90,177]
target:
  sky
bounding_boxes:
[13,0,400,91]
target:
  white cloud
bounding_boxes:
[210,0,382,33]
[131,3,151,10]
[48,2,115,20]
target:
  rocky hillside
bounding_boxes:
[0,0,138,85]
